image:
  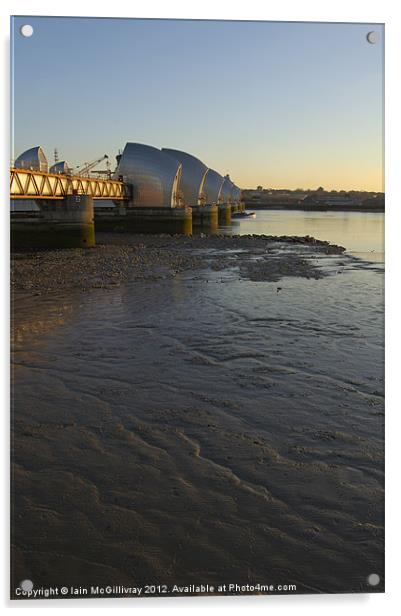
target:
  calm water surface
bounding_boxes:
[223,209,384,262]
[11,210,384,595]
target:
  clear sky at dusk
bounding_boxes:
[11,17,384,190]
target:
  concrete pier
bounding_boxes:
[218,203,232,225]
[191,205,218,231]
[11,195,95,250]
[95,206,193,235]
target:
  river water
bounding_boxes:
[223,209,384,262]
[11,210,384,596]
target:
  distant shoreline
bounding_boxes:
[244,203,384,212]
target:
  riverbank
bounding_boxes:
[11,229,383,596]
[11,233,346,294]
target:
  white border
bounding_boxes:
[1,1,400,613]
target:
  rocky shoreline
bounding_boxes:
[11,233,346,293]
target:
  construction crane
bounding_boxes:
[75,154,109,177]
[90,159,113,179]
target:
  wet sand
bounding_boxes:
[11,233,384,598]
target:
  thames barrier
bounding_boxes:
[10,143,244,249]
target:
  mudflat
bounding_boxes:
[11,233,384,597]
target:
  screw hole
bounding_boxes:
[20,24,34,38]
[367,573,380,586]
[20,579,33,592]
[367,31,378,44]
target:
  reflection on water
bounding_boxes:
[11,213,384,595]
[222,210,384,262]
[11,293,79,347]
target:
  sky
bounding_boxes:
[11,17,384,191]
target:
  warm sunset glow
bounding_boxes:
[12,18,383,192]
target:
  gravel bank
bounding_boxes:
[11,233,346,293]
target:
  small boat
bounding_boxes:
[232,210,256,218]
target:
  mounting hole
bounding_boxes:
[20,579,33,592]
[367,573,380,586]
[20,24,34,38]
[366,31,378,44]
